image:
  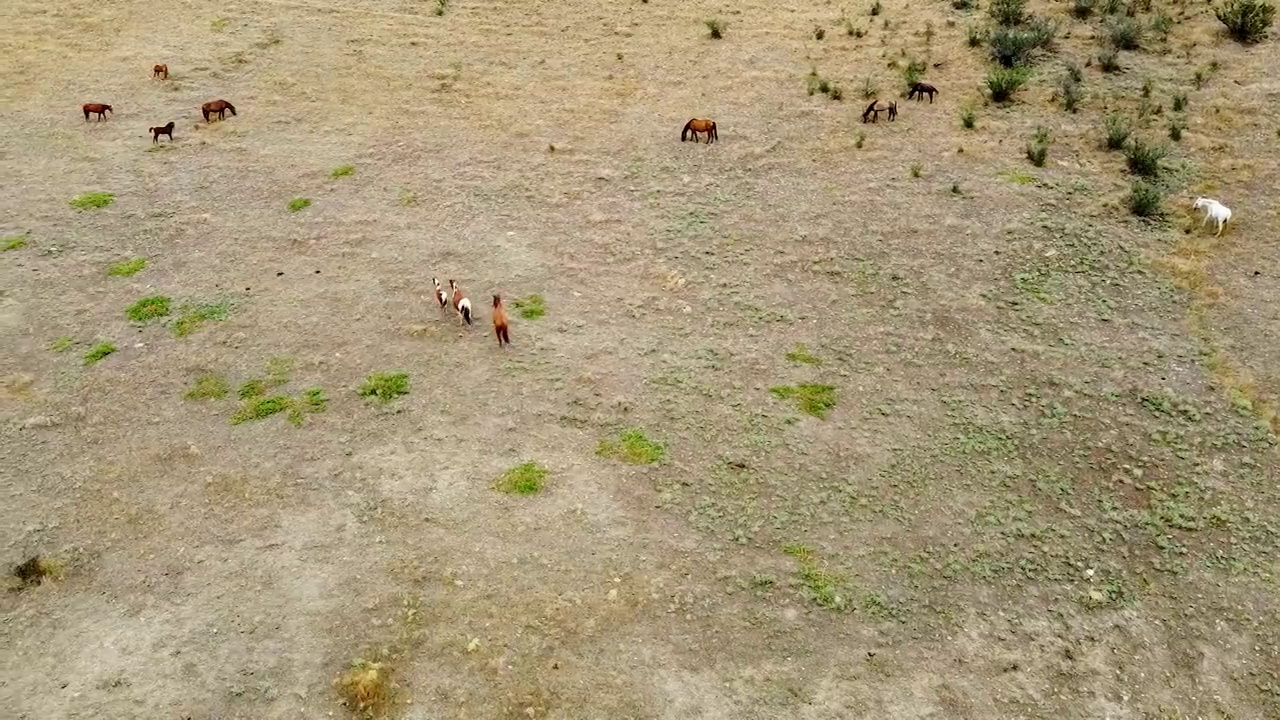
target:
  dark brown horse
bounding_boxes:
[201,99,237,122]
[149,121,175,144]
[681,118,718,143]
[153,64,169,79]
[83,103,113,121]
[907,82,938,103]
[861,99,897,123]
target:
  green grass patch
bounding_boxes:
[125,295,172,323]
[770,384,838,419]
[785,344,822,365]
[239,379,267,399]
[185,373,229,400]
[511,294,546,320]
[3,234,28,251]
[358,371,411,403]
[1000,169,1036,184]
[291,388,327,425]
[597,429,666,465]
[330,164,355,178]
[49,336,75,352]
[83,341,116,366]
[495,461,548,495]
[287,197,312,212]
[783,544,847,610]
[231,395,292,424]
[107,258,147,277]
[70,192,114,210]
[171,300,230,337]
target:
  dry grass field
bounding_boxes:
[3,0,1279,717]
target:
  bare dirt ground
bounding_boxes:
[2,0,1279,717]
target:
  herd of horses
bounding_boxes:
[679,82,939,138]
[80,65,236,146]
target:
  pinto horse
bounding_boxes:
[83,103,113,121]
[492,295,510,347]
[149,121,175,144]
[432,277,449,310]
[153,64,169,79]
[681,118,718,143]
[449,280,473,326]
[201,99,237,122]
[861,99,897,123]
[907,82,938,103]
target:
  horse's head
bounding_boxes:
[1192,197,1205,209]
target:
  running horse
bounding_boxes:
[201,99,237,122]
[681,118,718,144]
[83,103,113,121]
[861,99,897,123]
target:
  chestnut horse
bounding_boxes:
[492,295,510,347]
[83,103,113,121]
[861,99,897,123]
[149,121,175,144]
[153,64,169,79]
[201,99,237,122]
[907,82,938,103]
[681,118,718,143]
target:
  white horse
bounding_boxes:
[1192,197,1232,236]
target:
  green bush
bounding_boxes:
[989,0,1029,26]
[1072,0,1096,18]
[1059,75,1083,112]
[1106,16,1144,49]
[1124,138,1168,177]
[1215,0,1275,43]
[961,106,977,129]
[1128,181,1163,217]
[988,19,1057,66]
[705,18,725,39]
[1104,114,1131,149]
[986,66,1030,101]
[1097,48,1122,72]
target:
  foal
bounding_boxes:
[449,280,473,326]
[153,64,169,79]
[201,99,237,122]
[1192,197,1232,236]
[149,121,175,144]
[83,103,113,121]
[492,295,510,348]
[907,82,938,103]
[432,277,449,310]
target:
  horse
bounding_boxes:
[681,118,718,143]
[153,64,169,79]
[449,280,473,325]
[1192,197,1232,236]
[861,99,897,123]
[149,121,175,144]
[201,99,237,122]
[907,82,938,103]
[83,103,112,121]
[432,277,449,310]
[492,295,510,347]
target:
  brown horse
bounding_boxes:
[861,99,897,123]
[83,103,112,121]
[907,82,938,103]
[149,121,175,144]
[492,295,510,347]
[681,118,718,143]
[153,64,169,79]
[201,99,237,122]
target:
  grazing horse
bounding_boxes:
[861,99,897,123]
[492,295,510,347]
[681,118,718,144]
[83,103,112,121]
[149,121,175,144]
[449,280,473,326]
[432,277,449,310]
[153,64,169,79]
[908,82,938,103]
[201,99,237,122]
[1192,197,1232,236]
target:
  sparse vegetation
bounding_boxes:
[107,258,147,276]
[230,395,294,424]
[1124,137,1168,177]
[785,344,822,365]
[511,294,545,319]
[1058,73,1083,112]
[597,428,666,464]
[3,233,28,251]
[1105,16,1144,49]
[986,66,1029,102]
[855,132,866,148]
[11,555,64,588]
[960,105,977,129]
[172,300,230,337]
[860,76,878,99]
[1104,113,1131,149]
[952,0,978,8]
[988,0,1029,26]
[910,163,923,178]
[495,461,548,495]
[287,197,312,212]
[1072,0,1096,18]
[49,336,74,352]
[70,192,114,210]
[770,383,837,419]
[1215,0,1275,44]
[358,371,411,403]
[988,20,1057,67]
[1128,180,1164,216]
[813,26,825,41]
[330,164,355,178]
[1097,47,1121,72]
[870,0,883,16]
[83,341,116,366]
[125,295,172,323]
[334,659,393,718]
[783,545,846,610]
[1171,91,1187,112]
[1026,127,1050,167]
[902,59,926,89]
[1168,121,1184,142]
[185,373,229,400]
[433,0,448,16]
[967,25,986,47]
[704,18,725,39]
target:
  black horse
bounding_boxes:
[907,83,938,103]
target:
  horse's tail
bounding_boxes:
[462,303,472,325]
[681,119,694,142]
[711,122,718,142]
